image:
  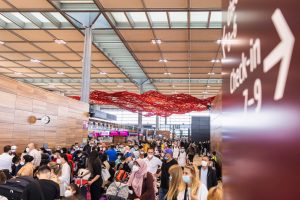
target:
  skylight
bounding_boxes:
[50,12,69,23]
[169,12,187,22]
[0,14,12,23]
[127,12,148,23]
[111,12,128,23]
[31,12,50,23]
[190,11,209,22]
[210,11,222,22]
[12,12,31,23]
[148,12,168,22]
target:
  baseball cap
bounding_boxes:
[164,148,173,156]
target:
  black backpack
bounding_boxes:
[0,176,45,200]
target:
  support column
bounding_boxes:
[138,84,144,141]
[156,115,159,131]
[80,27,92,103]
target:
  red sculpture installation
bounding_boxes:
[69,91,215,117]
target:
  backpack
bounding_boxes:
[114,170,128,182]
[106,182,129,200]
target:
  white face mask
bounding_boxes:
[20,162,25,165]
[148,154,153,159]
[56,159,62,164]
[132,165,140,172]
[180,149,185,153]
[26,148,30,153]
[64,190,73,197]
[201,161,208,167]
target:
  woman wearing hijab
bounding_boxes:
[127,159,156,200]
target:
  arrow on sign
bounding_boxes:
[263,9,295,101]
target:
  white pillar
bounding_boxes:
[80,27,92,103]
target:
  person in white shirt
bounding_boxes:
[143,148,162,174]
[0,145,13,173]
[173,143,180,160]
[177,147,187,167]
[58,153,71,196]
[26,143,41,168]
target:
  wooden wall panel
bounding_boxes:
[0,75,89,153]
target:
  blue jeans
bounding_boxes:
[159,188,168,200]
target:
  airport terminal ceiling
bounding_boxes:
[0,0,222,99]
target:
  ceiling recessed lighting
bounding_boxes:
[30,58,41,63]
[207,85,211,88]
[202,91,208,94]
[0,41,4,45]
[56,71,65,75]
[14,72,23,75]
[159,59,168,63]
[164,72,172,75]
[99,72,107,75]
[117,85,123,88]
[151,39,162,44]
[54,39,67,45]
[211,59,221,63]
[208,72,215,75]
[216,39,222,44]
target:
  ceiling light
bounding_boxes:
[14,72,23,75]
[164,72,172,75]
[202,91,208,94]
[54,39,66,45]
[0,41,4,45]
[211,59,221,63]
[159,59,168,63]
[207,85,211,88]
[99,72,107,75]
[30,58,41,63]
[208,72,215,75]
[151,39,162,44]
[57,72,65,75]
[216,39,222,44]
[117,85,123,88]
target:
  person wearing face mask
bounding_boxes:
[83,140,94,155]
[58,153,72,197]
[177,147,187,167]
[26,143,42,168]
[87,150,103,200]
[176,165,208,200]
[128,159,156,200]
[11,155,24,176]
[143,148,162,175]
[159,149,178,200]
[36,165,60,200]
[198,156,217,190]
[17,155,34,177]
[0,145,13,173]
[166,164,184,200]
[63,183,85,199]
[172,144,180,160]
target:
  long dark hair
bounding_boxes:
[88,150,101,175]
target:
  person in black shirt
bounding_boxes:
[11,155,23,176]
[87,150,103,200]
[116,156,131,173]
[159,148,178,200]
[36,165,60,200]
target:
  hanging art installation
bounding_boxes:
[69,90,215,117]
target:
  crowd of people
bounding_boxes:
[0,139,222,200]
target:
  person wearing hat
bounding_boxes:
[158,148,178,200]
[17,155,35,177]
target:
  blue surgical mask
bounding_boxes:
[164,156,168,160]
[182,175,191,184]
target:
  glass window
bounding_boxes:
[148,12,168,22]
[127,12,148,23]
[111,12,128,23]
[11,12,31,23]
[30,12,50,23]
[190,11,209,28]
[169,12,187,22]
[0,14,12,23]
[50,12,69,22]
